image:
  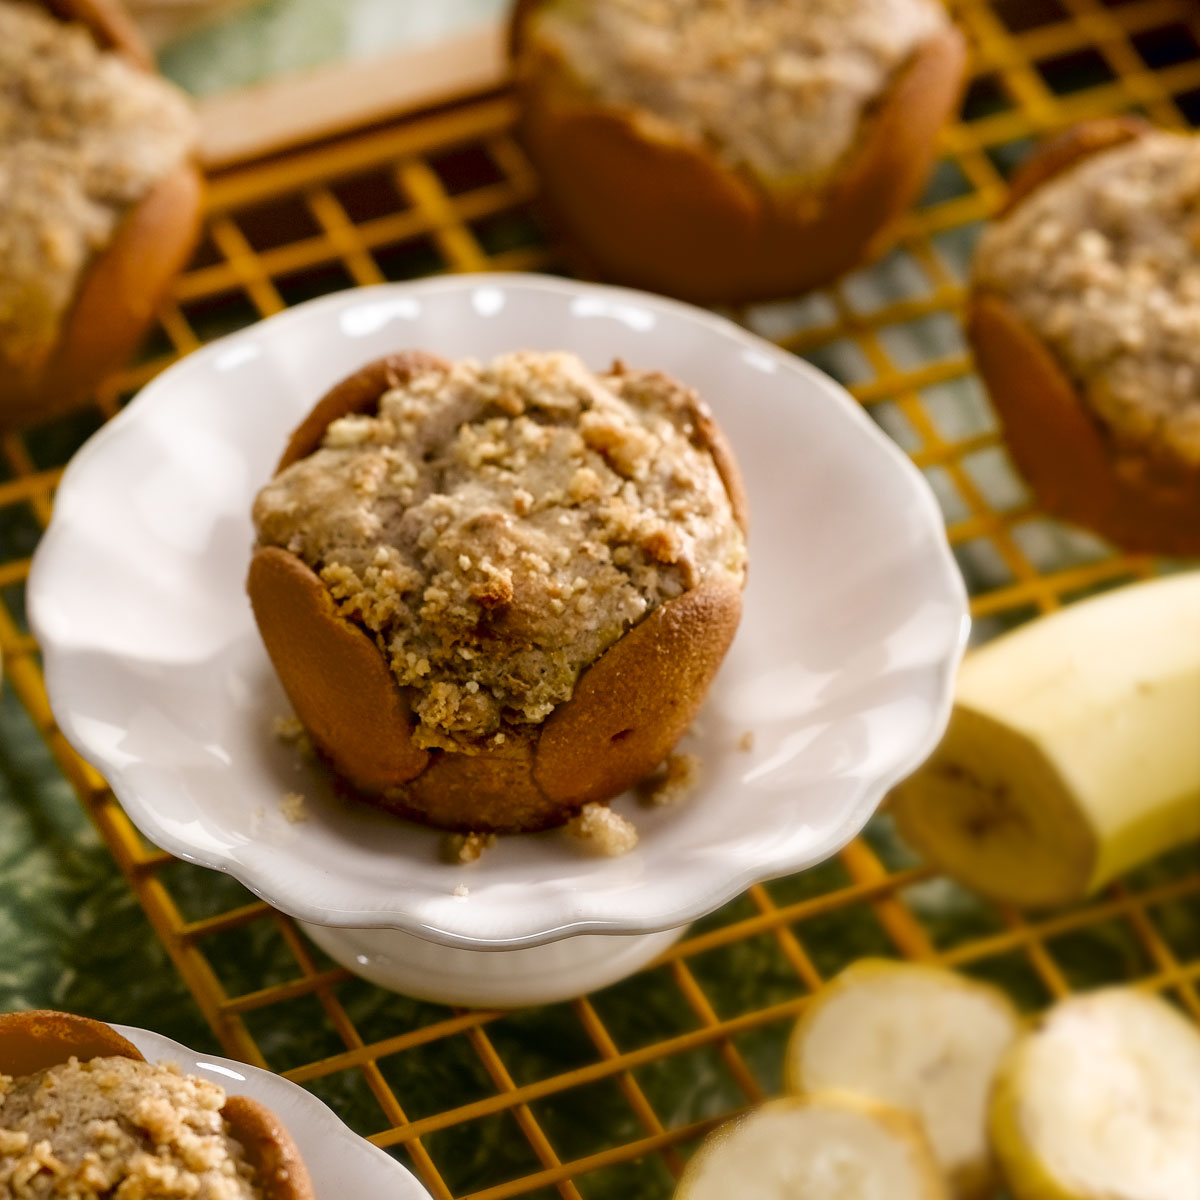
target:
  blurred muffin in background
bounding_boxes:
[0,0,202,427]
[969,119,1200,555]
[511,0,966,303]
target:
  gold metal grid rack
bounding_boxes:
[3,0,1200,1196]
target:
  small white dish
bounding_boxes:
[30,276,966,999]
[117,1024,430,1197]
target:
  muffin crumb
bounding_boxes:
[637,752,702,807]
[737,730,755,752]
[565,803,639,856]
[280,791,308,823]
[273,713,314,758]
[272,713,304,740]
[441,832,496,864]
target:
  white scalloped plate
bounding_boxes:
[116,1025,430,1197]
[30,275,967,950]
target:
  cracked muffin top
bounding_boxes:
[252,351,747,754]
[973,130,1200,468]
[0,1055,260,1199]
[521,0,949,186]
[0,0,196,373]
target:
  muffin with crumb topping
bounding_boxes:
[510,0,966,302]
[969,119,1200,554]
[249,349,748,833]
[0,1010,312,1200]
[0,0,201,425]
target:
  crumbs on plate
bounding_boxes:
[273,713,314,758]
[279,791,308,823]
[637,751,701,807]
[441,831,496,865]
[564,803,639,856]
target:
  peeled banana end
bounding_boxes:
[891,705,1096,909]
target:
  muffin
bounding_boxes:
[249,349,748,834]
[0,1010,313,1199]
[510,0,967,304]
[969,119,1200,555]
[0,0,202,427]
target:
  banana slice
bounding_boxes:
[674,1093,949,1200]
[991,988,1200,1200]
[783,960,1020,1198]
[892,571,1200,908]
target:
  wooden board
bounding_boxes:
[195,19,510,170]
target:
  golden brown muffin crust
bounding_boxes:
[0,1012,140,1080]
[248,545,430,794]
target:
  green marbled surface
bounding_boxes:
[0,684,215,1051]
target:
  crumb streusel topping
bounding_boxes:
[0,1056,261,1199]
[524,0,948,186]
[253,351,747,752]
[0,0,196,372]
[974,131,1200,467]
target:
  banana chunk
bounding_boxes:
[990,988,1200,1200]
[783,960,1019,1198]
[892,571,1200,908]
[674,1093,949,1200]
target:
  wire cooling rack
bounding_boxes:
[2,1,1199,1197]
